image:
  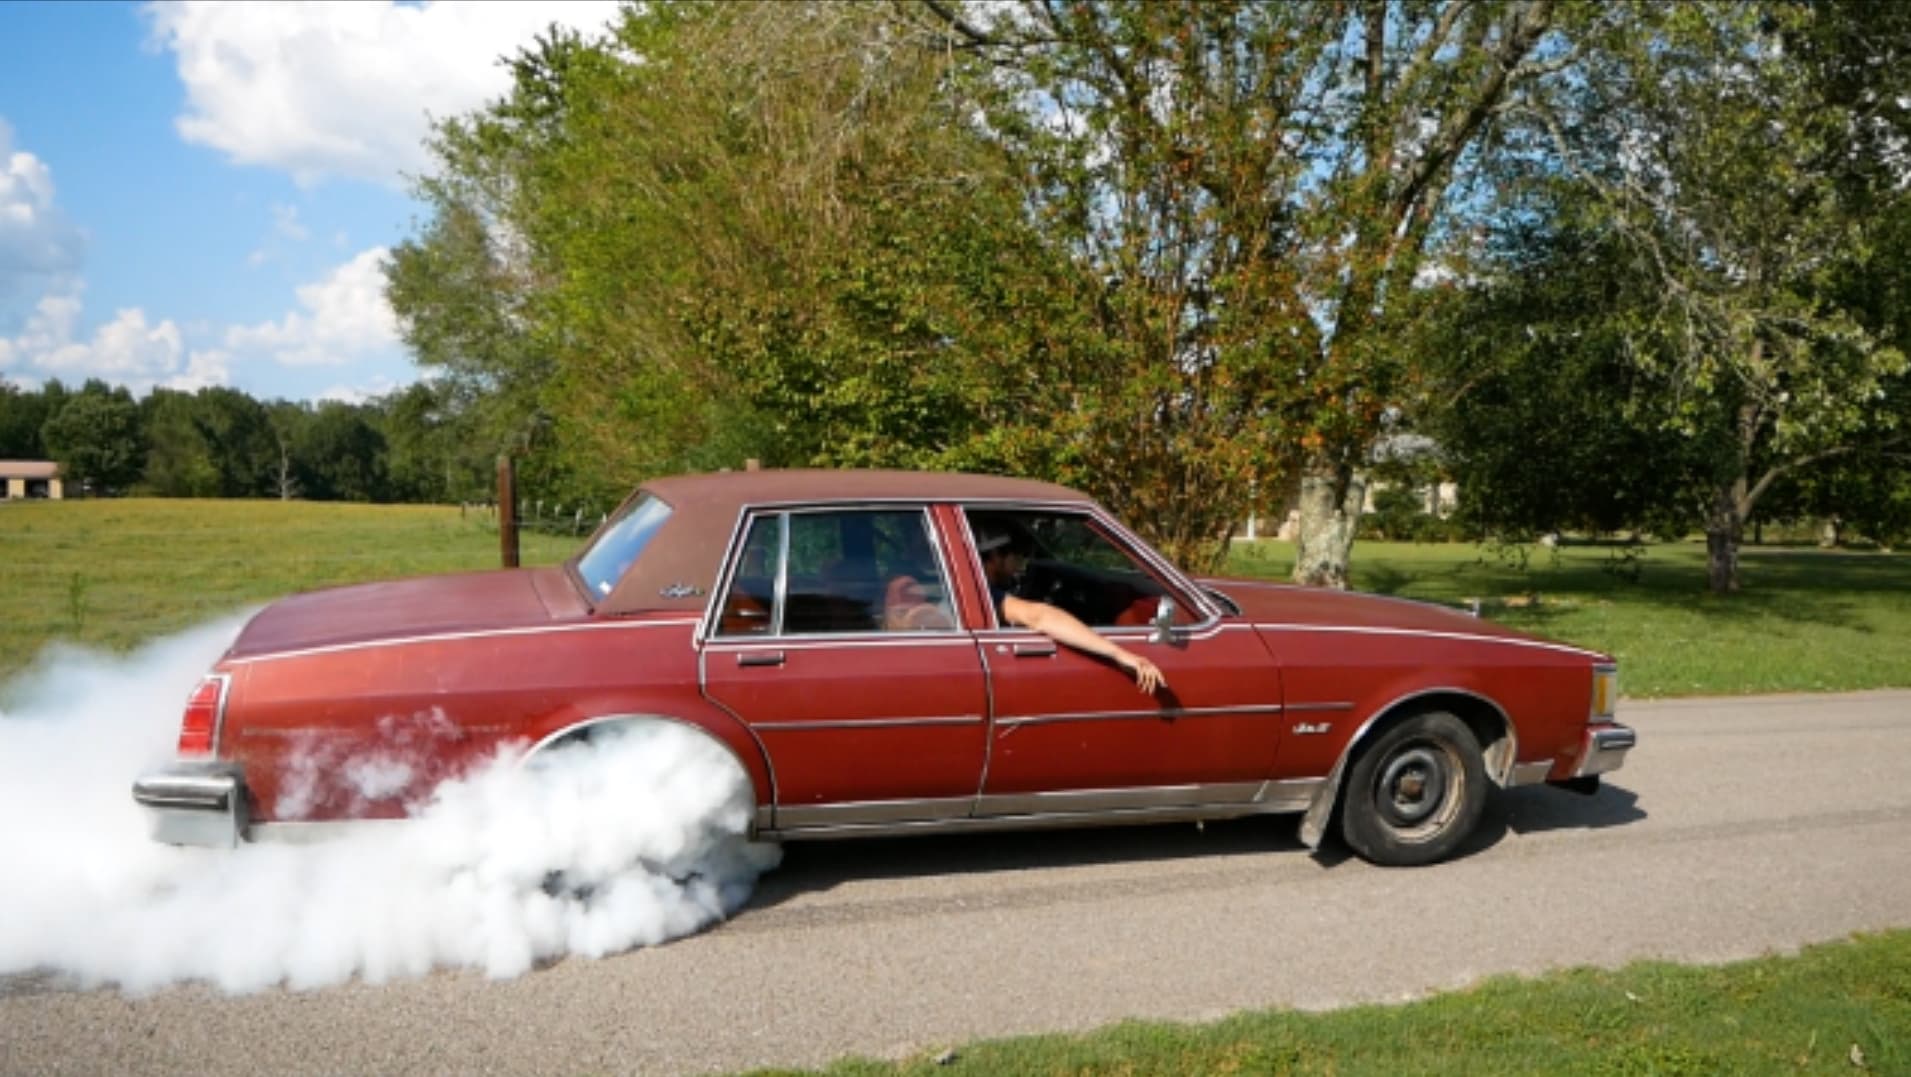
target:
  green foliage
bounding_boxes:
[39,381,144,493]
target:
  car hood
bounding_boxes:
[226,566,582,659]
[1196,576,1610,660]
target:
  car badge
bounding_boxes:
[660,583,706,599]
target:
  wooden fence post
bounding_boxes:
[497,455,520,569]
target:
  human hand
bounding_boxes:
[1118,651,1166,695]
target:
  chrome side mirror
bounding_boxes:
[1151,596,1177,644]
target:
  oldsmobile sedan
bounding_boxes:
[134,470,1633,867]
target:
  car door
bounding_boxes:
[961,506,1286,815]
[700,505,989,829]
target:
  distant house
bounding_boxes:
[0,460,64,500]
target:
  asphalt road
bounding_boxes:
[6,691,1910,1075]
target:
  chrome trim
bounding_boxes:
[775,796,974,827]
[228,618,700,666]
[1507,760,1554,786]
[772,510,790,636]
[705,636,977,651]
[1284,701,1356,713]
[993,703,1285,729]
[977,780,1290,816]
[132,760,246,848]
[767,793,1321,841]
[752,715,983,732]
[1252,622,1607,659]
[956,503,1222,633]
[1573,722,1635,778]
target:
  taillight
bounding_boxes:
[177,674,230,757]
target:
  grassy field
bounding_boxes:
[0,498,573,683]
[1228,538,1911,698]
[762,930,1911,1076]
[1,499,1906,695]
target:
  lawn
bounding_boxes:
[0,498,573,683]
[762,930,1911,1076]
[1,499,1906,696]
[1227,537,1911,698]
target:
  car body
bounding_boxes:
[134,469,1634,866]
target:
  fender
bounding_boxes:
[1298,685,1515,849]
[522,698,775,821]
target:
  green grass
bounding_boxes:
[0,498,574,683]
[1,501,1905,697]
[760,931,1911,1077]
[1227,538,1911,698]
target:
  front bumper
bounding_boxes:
[1572,722,1636,778]
[131,760,248,847]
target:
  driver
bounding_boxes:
[975,526,1167,696]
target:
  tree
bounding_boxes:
[1518,1,1908,592]
[0,382,54,459]
[915,0,1596,579]
[40,381,143,494]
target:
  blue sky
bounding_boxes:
[0,0,622,403]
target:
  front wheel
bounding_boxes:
[1340,711,1486,867]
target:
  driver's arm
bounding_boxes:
[1001,594,1166,695]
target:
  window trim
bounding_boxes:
[703,503,963,642]
[958,503,1218,633]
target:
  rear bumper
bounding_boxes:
[131,760,248,847]
[1572,722,1636,778]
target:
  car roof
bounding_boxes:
[642,468,1090,508]
[595,469,1096,616]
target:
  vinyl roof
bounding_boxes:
[642,468,1091,509]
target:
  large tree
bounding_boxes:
[40,381,143,495]
[1515,1,1908,592]
[914,0,1599,580]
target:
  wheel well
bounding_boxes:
[1353,692,1514,785]
[1299,688,1515,850]
[524,715,761,794]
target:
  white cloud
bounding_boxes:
[0,283,228,393]
[271,204,309,242]
[0,118,85,304]
[144,0,623,187]
[225,247,398,366]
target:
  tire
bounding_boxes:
[1339,711,1486,867]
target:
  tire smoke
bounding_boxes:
[0,618,780,994]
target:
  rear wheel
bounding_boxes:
[1340,711,1486,867]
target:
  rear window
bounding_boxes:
[575,493,673,600]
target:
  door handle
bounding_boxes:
[736,651,786,668]
[1011,641,1057,658]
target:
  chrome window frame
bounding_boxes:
[956,501,1221,634]
[700,502,965,644]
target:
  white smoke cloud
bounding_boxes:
[0,620,779,994]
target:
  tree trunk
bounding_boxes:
[1705,484,1744,595]
[1292,462,1366,589]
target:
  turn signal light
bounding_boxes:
[177,674,229,757]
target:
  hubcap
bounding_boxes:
[1378,745,1449,828]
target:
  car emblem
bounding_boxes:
[1293,722,1332,735]
[660,583,705,599]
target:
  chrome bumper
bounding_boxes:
[1572,722,1636,778]
[131,761,248,847]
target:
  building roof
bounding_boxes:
[0,461,60,479]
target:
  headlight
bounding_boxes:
[1590,664,1618,721]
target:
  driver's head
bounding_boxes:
[975,524,1029,583]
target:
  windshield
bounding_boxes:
[574,493,673,602]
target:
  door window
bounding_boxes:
[714,508,955,636]
[964,508,1194,629]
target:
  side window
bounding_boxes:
[965,508,1193,629]
[716,514,781,636]
[715,508,955,636]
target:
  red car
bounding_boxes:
[134,470,1633,866]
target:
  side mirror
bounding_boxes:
[1151,596,1177,644]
